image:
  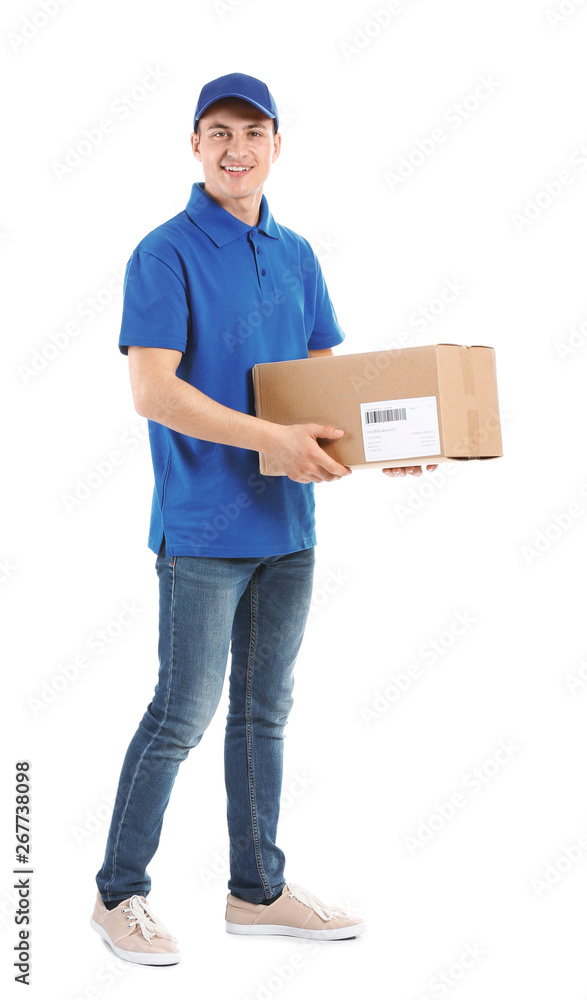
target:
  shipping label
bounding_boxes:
[359,395,440,461]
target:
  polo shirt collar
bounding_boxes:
[185,181,280,247]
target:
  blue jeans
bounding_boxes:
[95,536,316,905]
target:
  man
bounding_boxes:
[91,72,435,966]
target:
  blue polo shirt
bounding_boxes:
[118,181,345,558]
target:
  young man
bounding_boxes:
[91,72,433,966]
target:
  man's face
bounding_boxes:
[191,97,281,205]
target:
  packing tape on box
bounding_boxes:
[460,348,476,396]
[467,409,480,457]
[461,349,480,456]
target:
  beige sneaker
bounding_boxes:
[90,892,181,965]
[225,881,366,941]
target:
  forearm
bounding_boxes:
[139,374,280,454]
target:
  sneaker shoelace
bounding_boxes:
[285,881,361,922]
[121,895,178,944]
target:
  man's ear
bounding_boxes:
[191,131,201,161]
[271,132,282,164]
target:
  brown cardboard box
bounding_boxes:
[252,344,503,476]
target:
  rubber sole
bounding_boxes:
[90,917,181,965]
[225,919,366,940]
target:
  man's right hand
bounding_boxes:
[268,424,353,483]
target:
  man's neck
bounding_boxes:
[203,183,262,228]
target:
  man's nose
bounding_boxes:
[225,141,248,160]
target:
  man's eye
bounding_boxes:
[211,130,262,137]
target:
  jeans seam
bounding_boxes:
[245,567,271,899]
[102,557,177,896]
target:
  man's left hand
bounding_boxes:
[383,465,438,478]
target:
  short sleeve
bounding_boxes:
[118,250,190,356]
[307,253,346,351]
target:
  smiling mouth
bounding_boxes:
[221,165,252,174]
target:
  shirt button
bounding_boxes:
[256,247,261,254]
[260,269,266,276]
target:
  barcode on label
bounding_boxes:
[364,407,407,425]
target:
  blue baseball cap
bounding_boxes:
[193,72,279,133]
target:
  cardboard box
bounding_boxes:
[252,344,503,476]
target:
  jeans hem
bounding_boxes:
[229,882,286,904]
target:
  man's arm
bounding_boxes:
[128,345,351,483]
[308,347,334,358]
[128,345,279,454]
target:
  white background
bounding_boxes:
[3,0,587,997]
